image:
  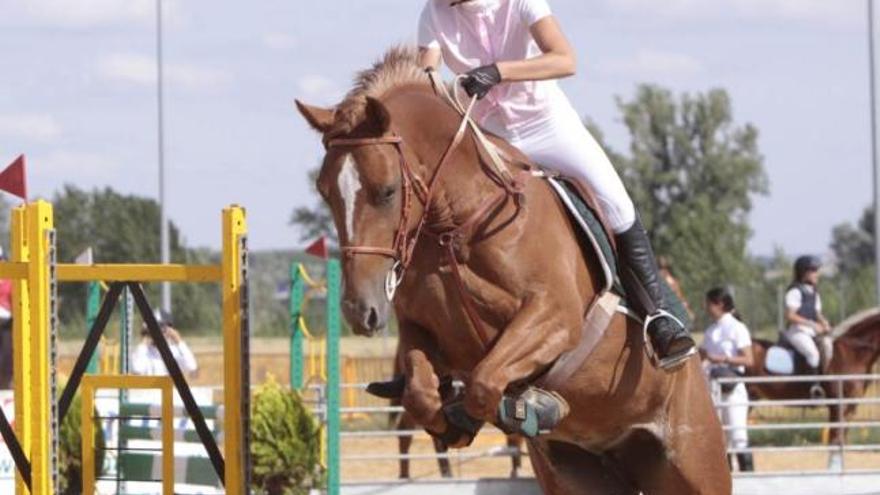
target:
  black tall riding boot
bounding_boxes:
[736,453,754,472]
[616,218,696,370]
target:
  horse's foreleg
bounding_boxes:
[465,292,580,421]
[396,411,414,479]
[401,349,448,435]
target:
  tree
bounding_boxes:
[289,169,337,244]
[52,185,220,332]
[607,85,769,321]
[826,206,877,318]
[830,206,874,276]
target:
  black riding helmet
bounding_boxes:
[141,309,174,336]
[793,255,821,283]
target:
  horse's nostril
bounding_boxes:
[367,307,379,329]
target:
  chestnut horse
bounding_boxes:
[296,46,728,494]
[747,308,880,449]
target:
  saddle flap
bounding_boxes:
[545,176,617,293]
[765,346,795,375]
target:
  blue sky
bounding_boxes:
[0,0,871,258]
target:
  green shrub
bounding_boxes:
[58,392,105,494]
[251,376,322,495]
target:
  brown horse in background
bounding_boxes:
[296,46,729,494]
[747,308,880,449]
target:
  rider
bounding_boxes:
[417,0,695,369]
[784,255,833,399]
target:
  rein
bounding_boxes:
[326,74,527,349]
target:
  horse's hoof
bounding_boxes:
[366,375,406,399]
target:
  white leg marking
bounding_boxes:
[338,154,362,242]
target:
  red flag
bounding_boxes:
[305,236,328,259]
[0,155,27,201]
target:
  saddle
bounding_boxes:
[531,173,692,390]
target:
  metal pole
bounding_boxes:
[157,0,171,311]
[869,0,880,305]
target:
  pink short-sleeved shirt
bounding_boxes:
[418,0,567,131]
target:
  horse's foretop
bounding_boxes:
[331,45,430,136]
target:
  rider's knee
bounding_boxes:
[804,350,821,369]
[599,194,636,233]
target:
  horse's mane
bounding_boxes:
[331,45,429,136]
[832,306,880,340]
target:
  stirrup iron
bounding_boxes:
[642,309,696,370]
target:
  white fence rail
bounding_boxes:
[329,373,880,490]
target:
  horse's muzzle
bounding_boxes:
[342,296,389,336]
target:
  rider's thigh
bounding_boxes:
[784,330,821,368]
[512,108,636,232]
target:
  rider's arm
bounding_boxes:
[497,16,576,82]
[724,346,754,368]
[785,308,820,330]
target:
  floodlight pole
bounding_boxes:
[157,0,171,311]
[870,0,880,305]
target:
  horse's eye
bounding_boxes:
[377,186,396,205]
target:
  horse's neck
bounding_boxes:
[391,90,507,230]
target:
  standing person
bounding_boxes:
[0,247,12,389]
[417,0,696,369]
[131,310,198,378]
[784,255,832,399]
[700,287,754,472]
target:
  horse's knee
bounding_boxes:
[465,371,504,421]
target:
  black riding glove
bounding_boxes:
[461,64,502,99]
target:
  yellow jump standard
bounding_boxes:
[0,201,251,495]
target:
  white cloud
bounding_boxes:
[597,50,704,79]
[607,0,860,26]
[0,114,62,142]
[296,74,342,102]
[262,32,298,51]
[97,53,229,90]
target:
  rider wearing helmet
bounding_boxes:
[784,255,832,398]
[132,309,198,378]
[417,0,695,369]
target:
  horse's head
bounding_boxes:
[296,96,408,336]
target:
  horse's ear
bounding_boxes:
[365,97,391,134]
[295,99,335,133]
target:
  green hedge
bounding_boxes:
[250,377,322,494]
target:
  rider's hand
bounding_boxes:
[708,354,727,364]
[461,64,502,99]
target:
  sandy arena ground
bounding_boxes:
[341,432,880,481]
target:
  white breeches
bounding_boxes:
[721,383,750,449]
[784,329,832,369]
[485,104,637,233]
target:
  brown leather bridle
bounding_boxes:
[326,91,527,348]
[326,119,471,299]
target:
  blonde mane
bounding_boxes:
[832,306,880,340]
[331,45,430,136]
